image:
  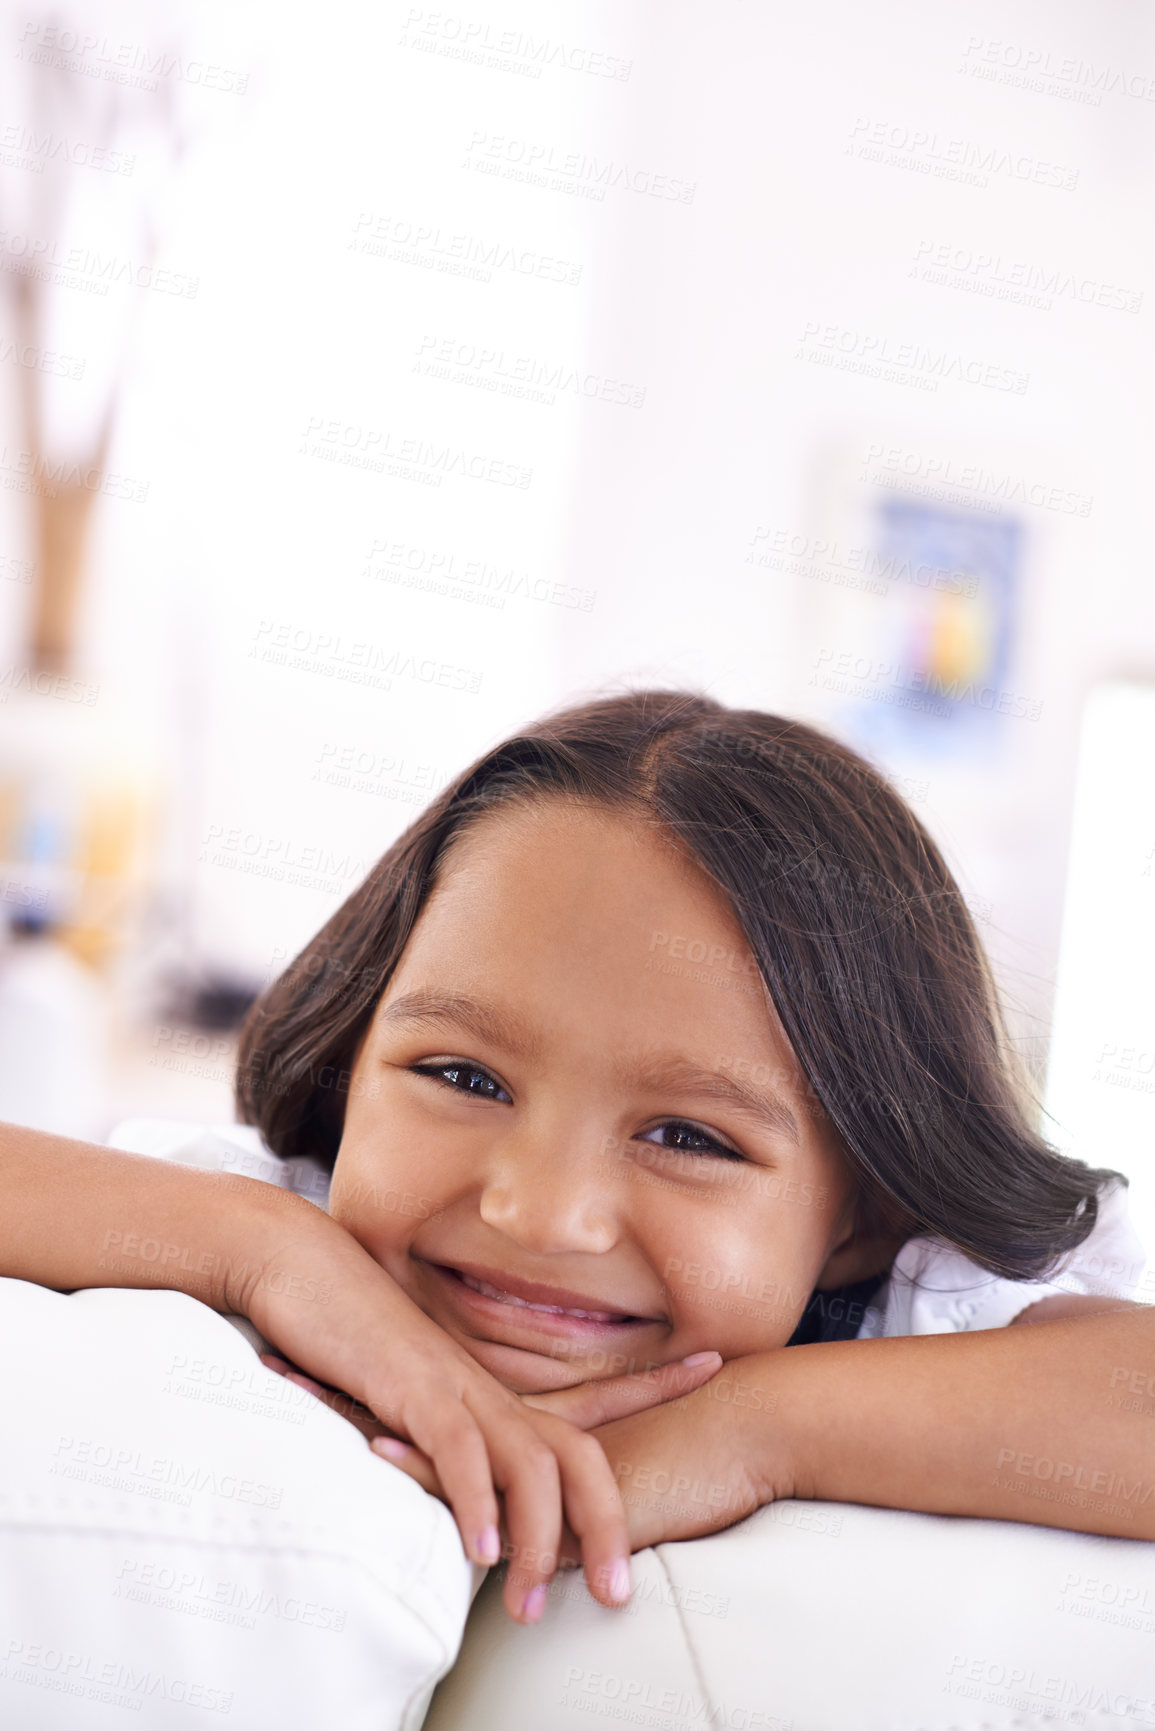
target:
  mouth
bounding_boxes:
[453,1267,627,1321]
[423,1259,655,1335]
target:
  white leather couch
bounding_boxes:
[427,1497,1155,1731]
[3,1121,1153,1729]
[0,1274,478,1730]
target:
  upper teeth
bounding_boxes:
[458,1270,620,1322]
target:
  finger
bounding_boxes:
[259,1353,294,1375]
[493,1513,578,1578]
[555,1521,582,1570]
[485,1427,564,1624]
[278,1368,392,1445]
[401,1400,504,1575]
[281,1368,329,1399]
[539,1413,632,1612]
[369,1435,445,1501]
[524,1350,723,1430]
[329,1398,389,1444]
[261,1352,345,1399]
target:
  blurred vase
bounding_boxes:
[0,929,107,1138]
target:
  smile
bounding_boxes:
[454,1268,625,1321]
[425,1259,649,1329]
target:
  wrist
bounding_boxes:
[736,1345,838,1506]
[233,1189,422,1417]
[215,1177,341,1318]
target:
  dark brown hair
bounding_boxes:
[236,687,1123,1282]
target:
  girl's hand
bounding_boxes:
[519,1351,723,1432]
[259,1347,727,1578]
[530,1354,792,1556]
[261,1348,724,1452]
[238,1205,721,1622]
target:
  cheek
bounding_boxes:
[654,1186,836,1348]
[328,1139,442,1263]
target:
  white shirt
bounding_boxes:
[857,1176,1148,1337]
[108,1121,1150,1340]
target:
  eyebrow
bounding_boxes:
[376,989,801,1146]
[616,1055,801,1146]
[377,990,544,1059]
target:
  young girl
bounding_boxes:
[5,689,1152,1633]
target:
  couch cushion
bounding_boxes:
[0,1275,477,1729]
[425,1497,1155,1731]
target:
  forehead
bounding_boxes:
[383,799,804,1089]
[418,796,748,955]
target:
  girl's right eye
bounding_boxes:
[409,1061,513,1104]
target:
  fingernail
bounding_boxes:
[286,1372,324,1395]
[681,1350,722,1367]
[522,1583,548,1623]
[476,1525,501,1565]
[608,1557,631,1602]
[372,1437,410,1460]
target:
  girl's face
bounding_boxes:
[330,800,891,1393]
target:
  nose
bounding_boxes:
[477,1124,619,1257]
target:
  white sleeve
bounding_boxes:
[106,1119,333,1358]
[107,1118,333,1210]
[857,1178,1148,1338]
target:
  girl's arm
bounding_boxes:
[0,1118,298,1307]
[772,1298,1155,1539]
[0,1120,719,1620]
[534,1298,1155,1553]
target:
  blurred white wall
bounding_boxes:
[0,0,1153,1148]
[554,0,1155,1070]
[77,0,595,982]
[1044,682,1155,1269]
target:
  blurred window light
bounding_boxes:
[1045,680,1155,1292]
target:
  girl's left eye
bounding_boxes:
[410,1061,512,1104]
[637,1122,746,1162]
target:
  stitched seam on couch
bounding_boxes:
[0,1522,465,1664]
[0,1484,470,1627]
[652,1544,715,1720]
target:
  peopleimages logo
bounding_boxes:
[363,537,596,612]
[399,10,632,81]
[16,22,248,94]
[1,1640,235,1716]
[959,36,1155,104]
[350,211,583,286]
[912,239,1142,313]
[114,1556,347,1631]
[746,526,976,596]
[298,416,533,489]
[811,649,1043,721]
[796,321,1029,394]
[463,131,696,203]
[847,116,1079,189]
[414,333,646,408]
[859,441,1093,516]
